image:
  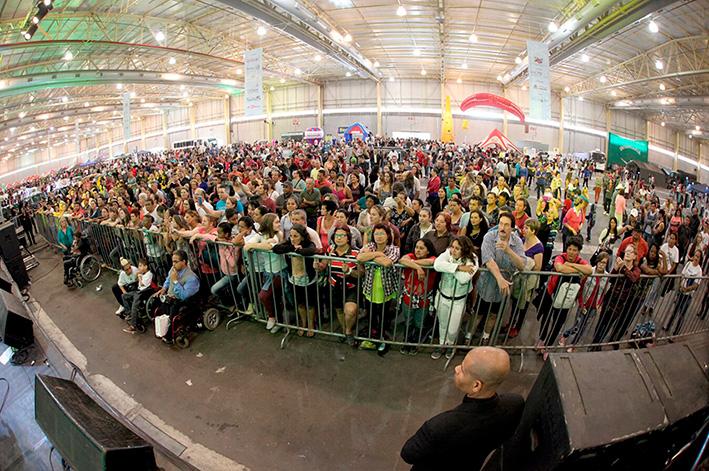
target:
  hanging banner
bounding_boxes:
[527,40,551,120]
[607,132,648,166]
[122,91,131,143]
[244,48,264,116]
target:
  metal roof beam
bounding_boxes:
[212,0,379,81]
[504,0,677,86]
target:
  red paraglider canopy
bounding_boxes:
[480,129,520,152]
[460,93,525,124]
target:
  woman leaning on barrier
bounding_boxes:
[273,224,319,337]
[398,238,438,355]
[430,236,478,360]
[663,249,703,335]
[315,225,361,346]
[591,244,641,349]
[357,223,401,340]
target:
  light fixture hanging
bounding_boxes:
[413,49,421,56]
[599,75,607,83]
[420,68,426,76]
[659,83,666,91]
[581,54,590,62]
[314,54,322,62]
[468,33,478,43]
[168,57,176,65]
[63,50,73,61]
[462,62,468,69]
[515,56,522,65]
[154,31,165,42]
[396,5,406,16]
[648,20,659,33]
[257,26,267,36]
[548,22,558,33]
[563,86,570,93]
[655,59,663,70]
[456,78,462,84]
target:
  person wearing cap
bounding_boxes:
[112,258,138,317]
[617,223,649,263]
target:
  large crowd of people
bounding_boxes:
[3,136,708,354]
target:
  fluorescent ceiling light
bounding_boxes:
[548,22,558,33]
[655,59,663,70]
[648,21,659,33]
[581,54,590,62]
[396,5,407,16]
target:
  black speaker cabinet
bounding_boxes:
[35,375,157,471]
[0,267,12,293]
[503,346,709,470]
[0,289,33,349]
[0,221,22,261]
[3,257,29,290]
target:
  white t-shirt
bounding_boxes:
[680,262,702,293]
[137,271,154,291]
[660,243,679,268]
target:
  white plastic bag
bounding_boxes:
[552,282,581,310]
[155,314,170,338]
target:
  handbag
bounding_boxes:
[552,282,581,310]
[154,314,170,338]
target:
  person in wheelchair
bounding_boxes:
[152,250,200,341]
[121,258,155,334]
[63,229,90,286]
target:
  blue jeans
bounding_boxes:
[211,274,238,304]
[563,308,597,345]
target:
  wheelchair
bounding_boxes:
[65,253,102,288]
[144,293,220,348]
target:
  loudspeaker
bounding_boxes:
[0,289,33,349]
[0,268,12,293]
[3,257,29,290]
[0,222,22,261]
[35,375,157,471]
[503,345,709,470]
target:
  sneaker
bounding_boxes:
[122,326,137,334]
[345,334,355,346]
[445,349,455,360]
[241,303,254,316]
[359,340,377,350]
[407,346,419,356]
[430,348,443,360]
[115,306,125,315]
[270,325,281,335]
[400,346,411,355]
[266,317,276,330]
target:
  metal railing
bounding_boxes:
[35,213,709,366]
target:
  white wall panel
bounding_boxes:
[234,121,265,143]
[323,113,376,136]
[272,115,317,138]
[271,84,318,112]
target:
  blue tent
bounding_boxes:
[343,122,370,143]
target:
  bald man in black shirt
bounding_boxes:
[401,347,524,470]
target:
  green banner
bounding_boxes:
[607,132,648,166]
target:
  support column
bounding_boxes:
[161,111,169,150]
[140,117,146,150]
[558,96,565,153]
[107,128,113,157]
[673,131,679,171]
[376,81,382,137]
[265,88,273,141]
[604,107,611,156]
[189,104,197,140]
[75,121,80,165]
[697,142,703,181]
[502,87,508,136]
[224,95,232,145]
[645,120,651,141]
[317,84,324,129]
[122,92,131,154]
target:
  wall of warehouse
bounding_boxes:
[1,78,706,184]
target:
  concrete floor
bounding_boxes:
[24,246,539,471]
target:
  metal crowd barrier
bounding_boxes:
[34,213,709,367]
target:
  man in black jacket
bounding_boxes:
[401,347,524,470]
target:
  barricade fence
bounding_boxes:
[35,213,709,357]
